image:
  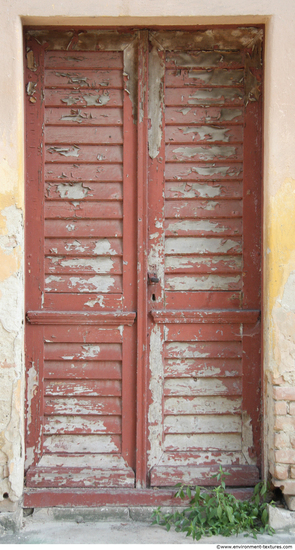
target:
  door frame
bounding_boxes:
[24,24,264,507]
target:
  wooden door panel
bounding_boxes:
[25,31,138,488]
[147,28,262,487]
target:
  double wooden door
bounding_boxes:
[25,27,263,499]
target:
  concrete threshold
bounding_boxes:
[0,505,295,544]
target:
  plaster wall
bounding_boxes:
[0,0,294,512]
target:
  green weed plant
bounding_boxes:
[152,467,275,541]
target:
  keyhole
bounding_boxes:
[152,294,156,302]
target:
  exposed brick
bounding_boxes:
[274,432,290,449]
[290,402,295,416]
[290,435,295,449]
[290,466,295,479]
[273,464,289,480]
[275,416,295,431]
[273,387,295,401]
[274,401,287,415]
[275,449,295,463]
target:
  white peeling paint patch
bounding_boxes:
[57,182,89,199]
[166,219,224,233]
[191,166,233,177]
[81,345,101,359]
[45,275,62,291]
[59,257,114,274]
[165,237,241,255]
[166,274,241,291]
[94,240,116,255]
[48,145,80,158]
[68,275,115,292]
[65,240,86,253]
[166,342,210,358]
[148,325,164,469]
[169,182,222,198]
[172,145,236,160]
[26,362,38,427]
[182,126,230,142]
[187,89,242,106]
[83,92,110,106]
[165,255,242,271]
[85,296,105,308]
[241,412,256,465]
[39,453,127,469]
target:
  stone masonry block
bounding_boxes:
[274,401,287,415]
[274,432,290,448]
[290,467,295,479]
[275,416,295,431]
[273,464,289,480]
[275,449,295,463]
[290,402,295,416]
[274,387,295,401]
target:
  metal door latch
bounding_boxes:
[148,272,160,284]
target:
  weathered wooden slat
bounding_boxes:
[45,145,123,164]
[45,164,123,182]
[45,201,123,220]
[45,107,123,126]
[165,291,242,310]
[164,358,242,378]
[157,450,245,466]
[44,342,122,361]
[44,51,124,70]
[45,69,123,88]
[165,106,243,125]
[166,144,243,162]
[46,228,122,249]
[45,89,123,108]
[163,377,242,396]
[45,125,123,144]
[165,219,242,237]
[46,182,123,201]
[43,293,123,311]
[165,199,242,218]
[165,255,242,273]
[165,237,242,255]
[165,181,243,199]
[152,310,259,324]
[165,88,244,107]
[164,324,241,342]
[45,379,122,397]
[43,434,122,454]
[165,163,243,181]
[150,465,259,487]
[164,341,242,359]
[44,396,121,415]
[166,69,244,87]
[165,274,242,291]
[26,467,135,488]
[164,396,242,415]
[28,310,135,326]
[44,274,122,294]
[43,415,122,435]
[164,433,241,452]
[44,361,122,380]
[164,414,241,434]
[165,51,243,69]
[45,255,122,275]
[43,325,123,343]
